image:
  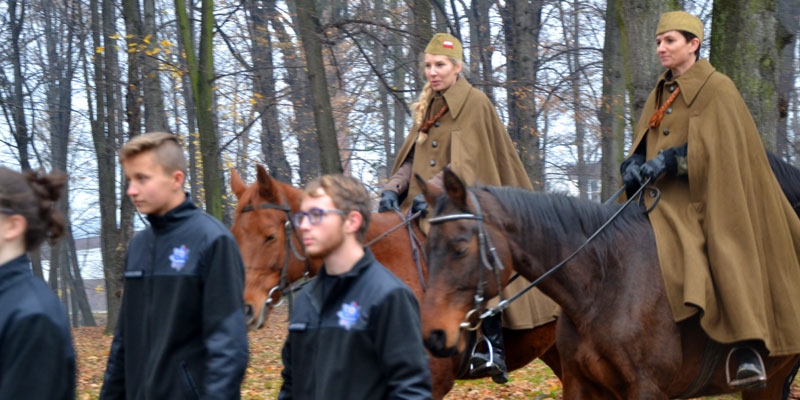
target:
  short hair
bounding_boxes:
[0,167,66,251]
[119,132,186,174]
[303,174,371,242]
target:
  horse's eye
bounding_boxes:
[263,234,276,244]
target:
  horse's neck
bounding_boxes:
[507,197,607,314]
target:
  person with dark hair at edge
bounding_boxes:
[620,11,800,391]
[0,166,75,399]
[279,174,431,399]
[100,132,249,399]
[378,32,557,384]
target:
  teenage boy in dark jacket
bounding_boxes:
[100,132,248,399]
[279,174,431,400]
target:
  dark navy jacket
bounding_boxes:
[100,198,248,399]
[0,254,75,399]
[279,248,431,400]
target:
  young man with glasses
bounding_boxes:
[279,174,431,400]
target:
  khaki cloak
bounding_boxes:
[627,59,800,355]
[386,77,557,330]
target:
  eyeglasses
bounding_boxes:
[292,208,345,226]
[0,208,16,215]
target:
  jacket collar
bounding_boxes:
[146,194,197,232]
[0,254,32,292]
[306,248,376,311]
[658,58,715,107]
[441,77,472,120]
[319,247,376,279]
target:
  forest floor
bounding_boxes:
[73,304,756,399]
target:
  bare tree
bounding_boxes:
[599,0,628,200]
[619,0,665,129]
[245,0,292,183]
[776,0,799,158]
[500,0,545,190]
[176,0,225,218]
[711,0,780,149]
[294,0,343,174]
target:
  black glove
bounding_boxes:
[639,143,688,181]
[411,193,428,217]
[378,190,400,213]
[620,153,645,191]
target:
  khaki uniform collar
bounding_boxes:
[440,77,472,120]
[658,58,715,107]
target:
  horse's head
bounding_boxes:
[416,169,518,357]
[230,165,311,330]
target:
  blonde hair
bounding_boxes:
[119,132,186,174]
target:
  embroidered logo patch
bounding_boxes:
[169,245,190,271]
[337,301,360,330]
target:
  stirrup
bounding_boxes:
[469,335,496,375]
[726,346,767,390]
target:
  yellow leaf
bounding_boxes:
[95,47,104,54]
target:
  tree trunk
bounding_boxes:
[501,0,545,191]
[600,0,628,201]
[412,0,432,93]
[619,0,664,130]
[274,4,320,184]
[8,0,31,172]
[294,0,343,174]
[141,0,168,132]
[67,229,96,326]
[247,0,292,182]
[776,0,799,158]
[176,0,224,218]
[711,0,779,149]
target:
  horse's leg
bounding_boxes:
[429,356,455,400]
[502,320,560,376]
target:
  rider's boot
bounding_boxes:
[469,313,509,384]
[729,346,767,390]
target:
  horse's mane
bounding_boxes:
[478,185,646,247]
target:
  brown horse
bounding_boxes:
[229,165,560,399]
[417,168,800,399]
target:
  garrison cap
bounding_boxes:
[424,33,463,61]
[657,11,704,43]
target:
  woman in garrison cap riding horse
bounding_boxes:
[378,33,558,384]
[621,11,800,391]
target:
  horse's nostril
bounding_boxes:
[424,329,447,355]
[244,304,254,320]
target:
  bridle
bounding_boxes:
[427,181,653,333]
[239,200,309,328]
[427,190,506,332]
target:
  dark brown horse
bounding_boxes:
[417,168,800,399]
[229,165,560,399]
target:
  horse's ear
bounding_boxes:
[414,173,442,207]
[255,164,279,202]
[442,168,468,209]
[230,168,247,199]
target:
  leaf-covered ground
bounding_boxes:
[73,305,759,399]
